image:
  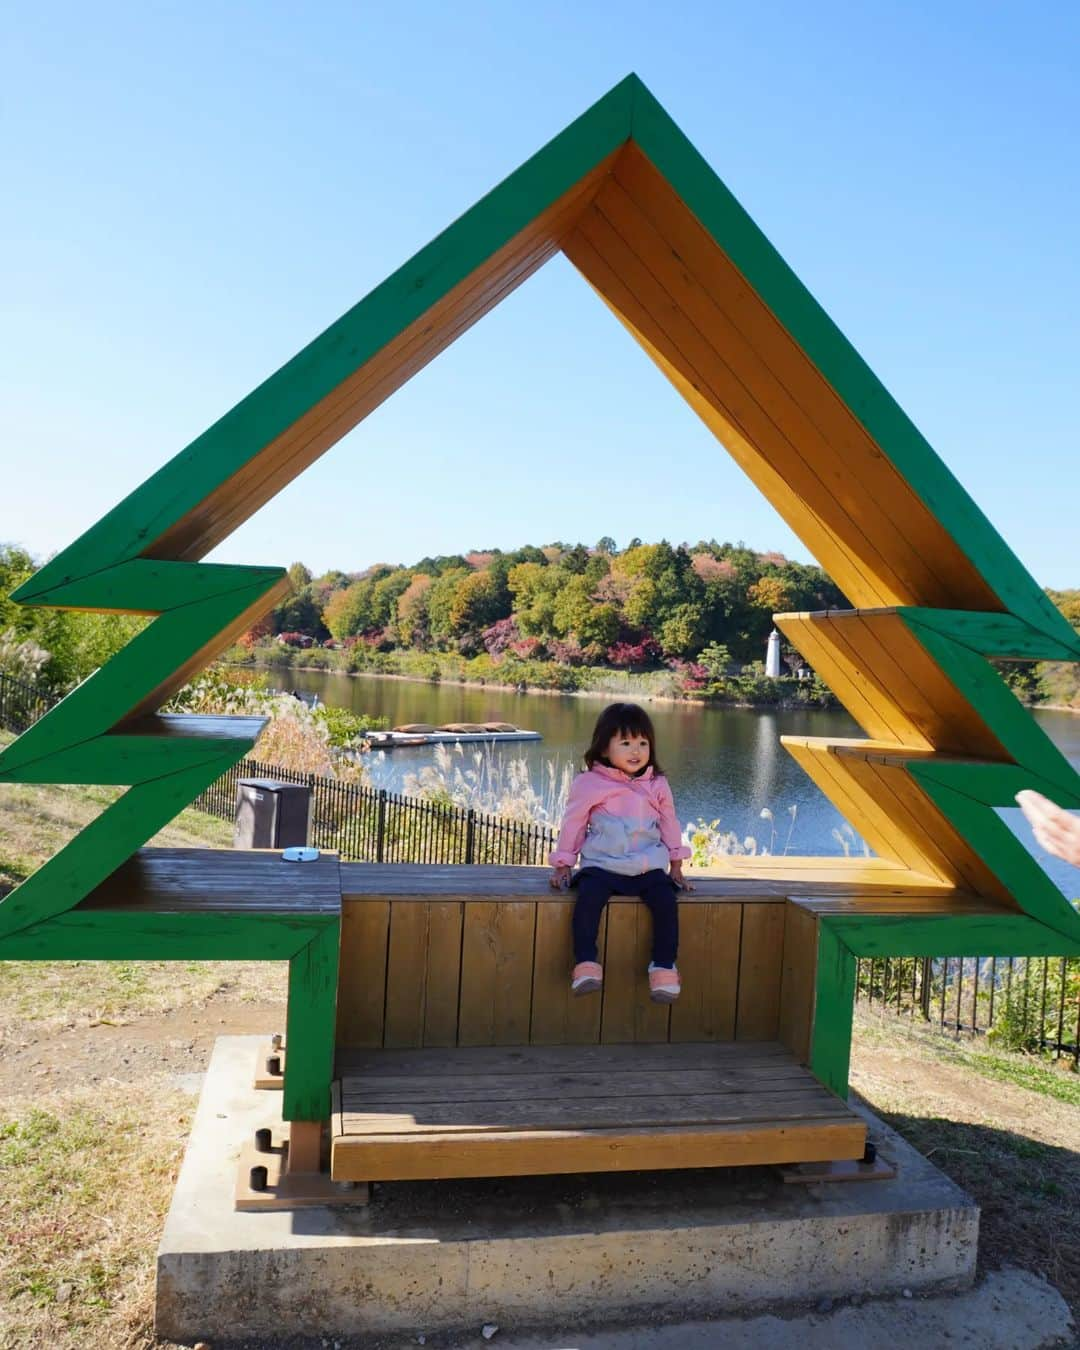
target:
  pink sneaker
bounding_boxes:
[571,961,603,996]
[648,965,681,1003]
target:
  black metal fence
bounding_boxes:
[3,674,1077,1057]
[857,954,1080,1064]
[0,672,53,734]
[194,756,558,867]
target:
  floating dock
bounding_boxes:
[366,724,541,749]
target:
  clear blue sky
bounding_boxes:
[5,1,1079,586]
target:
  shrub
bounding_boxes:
[606,637,662,668]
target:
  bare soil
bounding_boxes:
[851,1009,1080,1322]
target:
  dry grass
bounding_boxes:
[0,1082,195,1350]
[0,958,282,1039]
[0,757,284,1347]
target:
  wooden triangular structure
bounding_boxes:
[2,75,1077,1115]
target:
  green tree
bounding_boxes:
[324,577,377,639]
[371,569,413,629]
[580,603,620,648]
[395,574,433,646]
[0,545,37,638]
[698,642,734,679]
[624,577,659,630]
[552,575,595,637]
[426,567,470,642]
[584,553,611,585]
[508,562,562,637]
[659,603,707,657]
[448,570,504,635]
[273,587,323,637]
[561,543,590,575]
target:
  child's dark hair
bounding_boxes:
[584,702,664,777]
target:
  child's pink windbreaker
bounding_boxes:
[549,763,691,876]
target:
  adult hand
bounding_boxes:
[1015,790,1080,868]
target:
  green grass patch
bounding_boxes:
[855,1008,1079,1107]
[957,1042,1080,1108]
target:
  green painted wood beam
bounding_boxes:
[4,735,258,786]
[826,913,1080,959]
[0,908,335,961]
[0,572,284,774]
[900,608,1080,663]
[904,769,1080,943]
[14,558,288,611]
[284,923,340,1120]
[809,923,857,1099]
[3,73,1077,1125]
[0,908,340,1121]
[900,618,1079,794]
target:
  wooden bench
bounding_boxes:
[70,852,1016,1189]
[332,863,873,1182]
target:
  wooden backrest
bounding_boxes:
[336,865,788,1049]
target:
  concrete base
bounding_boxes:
[156,1037,979,1344]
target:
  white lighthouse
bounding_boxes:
[766,628,782,678]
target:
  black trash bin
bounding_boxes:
[233,779,312,850]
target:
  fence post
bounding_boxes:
[919,957,933,1020]
[465,808,476,865]
[376,789,387,863]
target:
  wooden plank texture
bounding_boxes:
[337,1042,796,1076]
[331,1119,867,1181]
[383,901,463,1048]
[338,861,947,899]
[778,901,818,1063]
[336,898,390,1048]
[582,172,955,608]
[458,901,537,1045]
[735,903,785,1040]
[80,847,342,914]
[341,1090,852,1133]
[330,1039,865,1181]
[669,903,740,1041]
[341,1065,810,1102]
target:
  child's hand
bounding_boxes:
[669,861,694,892]
[550,864,572,890]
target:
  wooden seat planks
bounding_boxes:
[332,1041,865,1182]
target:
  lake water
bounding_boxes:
[286,669,1080,889]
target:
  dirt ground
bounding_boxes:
[2,985,1077,1350]
[850,1010,1080,1320]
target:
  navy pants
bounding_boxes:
[572,867,679,968]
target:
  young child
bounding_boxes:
[549,702,692,1003]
